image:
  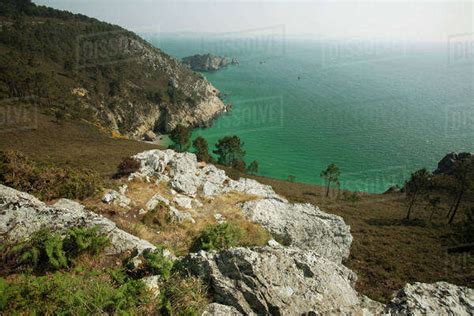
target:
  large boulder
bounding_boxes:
[240,198,352,262]
[0,185,157,255]
[182,246,363,315]
[385,282,474,315]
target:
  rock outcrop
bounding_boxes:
[182,54,238,72]
[434,152,473,175]
[182,245,365,315]
[241,199,352,262]
[130,149,283,201]
[0,184,158,256]
[385,282,474,315]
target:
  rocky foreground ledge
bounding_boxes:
[1,149,473,315]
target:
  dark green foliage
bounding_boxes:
[63,226,110,257]
[0,272,152,315]
[0,150,101,200]
[247,160,259,174]
[12,229,67,271]
[115,156,141,178]
[5,227,109,273]
[142,248,174,280]
[192,223,243,251]
[124,247,174,280]
[192,136,212,163]
[169,125,191,152]
[213,136,246,168]
[320,163,341,197]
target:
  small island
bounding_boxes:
[182,53,239,72]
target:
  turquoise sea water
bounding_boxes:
[144,34,474,193]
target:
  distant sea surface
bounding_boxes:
[144,34,474,193]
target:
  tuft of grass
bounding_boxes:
[191,223,243,252]
[159,274,209,316]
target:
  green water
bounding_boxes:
[145,35,474,192]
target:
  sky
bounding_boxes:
[34,1,473,42]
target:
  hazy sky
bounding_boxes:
[35,1,472,42]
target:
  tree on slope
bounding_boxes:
[320,163,340,198]
[447,159,473,224]
[213,136,246,168]
[192,136,212,163]
[169,125,191,152]
[404,168,431,220]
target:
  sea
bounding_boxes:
[142,33,474,193]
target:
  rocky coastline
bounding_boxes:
[182,54,239,72]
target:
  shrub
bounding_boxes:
[115,157,141,178]
[192,223,243,251]
[124,247,174,280]
[0,150,101,200]
[0,272,152,315]
[5,226,109,272]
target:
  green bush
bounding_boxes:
[0,272,152,315]
[7,226,109,272]
[124,247,174,280]
[192,223,243,251]
[0,150,101,200]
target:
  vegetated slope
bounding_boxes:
[0,0,224,138]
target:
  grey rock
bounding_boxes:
[173,195,193,209]
[241,198,352,262]
[182,54,236,72]
[202,303,242,316]
[169,206,195,224]
[102,190,131,208]
[386,282,474,315]
[146,193,170,210]
[0,184,156,255]
[141,275,161,298]
[183,246,360,315]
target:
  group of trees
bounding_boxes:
[169,125,259,175]
[404,159,473,224]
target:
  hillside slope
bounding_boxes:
[0,0,224,138]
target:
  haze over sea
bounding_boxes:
[144,33,474,193]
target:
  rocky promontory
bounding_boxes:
[182,54,239,72]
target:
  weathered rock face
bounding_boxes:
[183,246,363,315]
[130,149,283,201]
[385,282,474,315]
[182,54,238,72]
[241,199,352,262]
[434,152,473,175]
[0,185,157,255]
